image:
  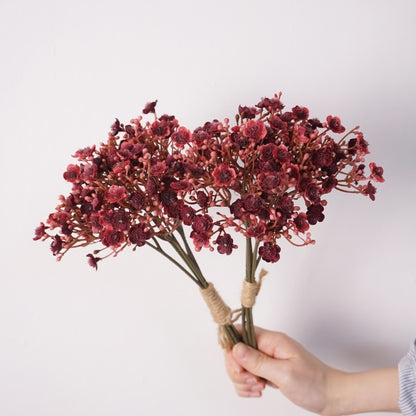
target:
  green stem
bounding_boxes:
[242,236,260,349]
[176,225,204,279]
[246,235,254,283]
[146,239,200,286]
[149,231,241,348]
[161,234,207,288]
[251,240,260,281]
[224,324,243,346]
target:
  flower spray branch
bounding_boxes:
[34,102,242,347]
[184,94,385,349]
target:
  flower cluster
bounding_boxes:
[35,94,384,268]
[34,101,204,268]
[183,94,384,261]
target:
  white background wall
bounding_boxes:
[1,0,415,415]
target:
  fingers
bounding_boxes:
[232,342,285,385]
[224,349,266,397]
[254,327,300,360]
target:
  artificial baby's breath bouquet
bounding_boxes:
[35,94,384,348]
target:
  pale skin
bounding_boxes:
[224,326,400,416]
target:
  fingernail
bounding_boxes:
[233,343,248,360]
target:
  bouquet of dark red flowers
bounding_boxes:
[34,94,384,349]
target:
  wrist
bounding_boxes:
[322,367,400,416]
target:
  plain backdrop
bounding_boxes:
[1,0,415,415]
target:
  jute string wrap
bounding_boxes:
[200,283,232,326]
[200,283,235,348]
[241,268,268,308]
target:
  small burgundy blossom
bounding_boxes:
[110,118,123,135]
[47,211,69,228]
[159,114,179,132]
[124,125,135,137]
[280,112,293,123]
[50,235,62,255]
[230,199,245,219]
[63,164,81,183]
[109,210,130,231]
[142,100,158,114]
[90,213,102,232]
[238,105,257,120]
[256,96,284,111]
[216,233,236,255]
[190,230,211,251]
[326,115,346,133]
[322,176,338,193]
[242,195,263,214]
[230,131,249,148]
[151,120,170,138]
[185,162,205,178]
[287,164,300,184]
[80,202,93,217]
[118,140,144,159]
[160,190,178,208]
[308,118,323,129]
[311,148,333,168]
[305,183,322,203]
[293,124,308,144]
[33,223,47,240]
[128,223,153,246]
[348,135,369,156]
[196,191,209,208]
[259,143,277,161]
[369,163,385,183]
[171,126,192,148]
[247,222,266,238]
[212,164,236,187]
[259,242,281,263]
[192,214,213,233]
[356,134,369,155]
[192,127,210,144]
[106,185,127,203]
[306,204,325,225]
[294,213,309,233]
[130,193,145,211]
[150,161,167,177]
[101,229,125,248]
[145,178,158,196]
[273,145,292,163]
[257,172,281,192]
[73,146,96,160]
[292,105,309,120]
[362,181,377,201]
[277,195,294,215]
[355,164,366,178]
[87,254,101,270]
[80,163,98,181]
[180,205,196,226]
[242,120,267,141]
[268,115,286,131]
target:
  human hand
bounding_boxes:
[224,326,399,416]
[224,326,335,413]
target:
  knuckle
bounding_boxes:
[251,352,267,374]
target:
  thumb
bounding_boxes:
[232,343,280,383]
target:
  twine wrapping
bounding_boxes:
[241,268,268,308]
[200,282,234,348]
[200,283,232,325]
